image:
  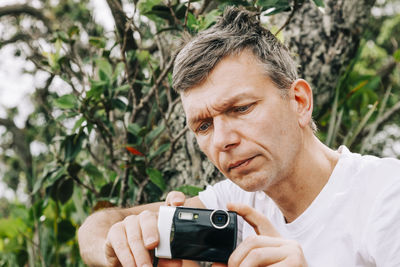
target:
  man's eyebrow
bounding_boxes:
[187,92,256,127]
[216,92,256,111]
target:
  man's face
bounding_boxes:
[181,51,303,193]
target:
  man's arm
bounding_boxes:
[78,194,204,267]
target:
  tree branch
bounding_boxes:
[0,32,31,48]
[105,0,137,51]
[275,0,303,35]
[130,53,177,122]
[0,4,52,29]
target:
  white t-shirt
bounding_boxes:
[198,146,400,267]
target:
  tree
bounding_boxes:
[0,0,399,265]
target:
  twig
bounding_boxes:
[130,53,177,122]
[119,167,131,206]
[167,0,183,26]
[0,4,52,29]
[363,98,400,136]
[155,126,188,169]
[134,176,150,205]
[166,97,181,122]
[275,0,302,35]
[184,0,192,27]
[198,0,211,15]
[70,175,99,196]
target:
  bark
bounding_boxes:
[284,0,376,112]
[105,0,137,52]
[163,103,224,194]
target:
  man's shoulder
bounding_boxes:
[339,146,400,180]
[335,147,400,201]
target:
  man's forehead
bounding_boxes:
[181,90,259,124]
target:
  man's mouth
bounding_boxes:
[228,156,257,171]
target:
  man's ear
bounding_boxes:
[290,79,313,128]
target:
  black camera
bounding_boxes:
[155,206,237,263]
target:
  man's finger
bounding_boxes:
[123,215,152,267]
[211,263,227,267]
[165,191,186,206]
[227,203,280,237]
[104,239,121,267]
[138,210,159,249]
[106,222,136,267]
[233,246,286,267]
[228,235,283,267]
[158,258,184,267]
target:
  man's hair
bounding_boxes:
[172,6,299,94]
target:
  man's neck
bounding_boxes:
[264,136,340,223]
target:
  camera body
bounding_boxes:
[155,206,237,263]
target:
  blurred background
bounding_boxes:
[0,0,399,266]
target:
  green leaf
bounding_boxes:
[175,185,203,196]
[256,0,279,8]
[87,80,108,99]
[113,62,125,80]
[0,218,26,238]
[95,58,113,80]
[149,143,171,160]
[145,124,165,145]
[146,168,166,191]
[138,0,163,13]
[83,163,104,180]
[67,162,82,178]
[394,49,400,62]
[68,25,80,37]
[54,94,78,109]
[127,123,147,137]
[137,50,151,65]
[99,182,119,198]
[127,123,141,136]
[72,116,86,132]
[57,178,74,204]
[112,98,127,111]
[187,12,198,31]
[312,0,325,7]
[89,36,106,48]
[57,219,76,243]
[57,31,69,42]
[115,84,130,92]
[63,133,86,162]
[201,9,221,30]
[47,166,67,185]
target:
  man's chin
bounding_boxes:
[229,177,268,192]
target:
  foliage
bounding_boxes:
[316,11,400,153]
[0,0,399,266]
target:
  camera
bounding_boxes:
[155,206,237,263]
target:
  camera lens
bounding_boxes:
[210,210,230,229]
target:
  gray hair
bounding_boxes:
[172,6,299,94]
[172,7,317,132]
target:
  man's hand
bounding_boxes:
[104,191,186,267]
[221,203,307,267]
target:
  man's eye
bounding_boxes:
[198,122,211,132]
[234,105,251,113]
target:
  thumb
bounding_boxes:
[227,203,280,237]
[165,191,186,206]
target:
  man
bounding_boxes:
[78,7,400,267]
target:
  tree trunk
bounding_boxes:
[284,0,376,112]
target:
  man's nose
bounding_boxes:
[212,116,240,151]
